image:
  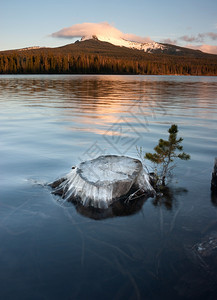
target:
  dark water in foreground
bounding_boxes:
[0,75,217,299]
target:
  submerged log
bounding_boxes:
[49,155,155,209]
[211,158,217,193]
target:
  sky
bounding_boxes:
[1,0,217,54]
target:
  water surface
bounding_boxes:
[1,75,217,299]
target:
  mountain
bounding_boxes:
[1,35,216,59]
[0,38,217,75]
[81,34,167,54]
[79,34,211,57]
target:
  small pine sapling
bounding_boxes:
[145,124,190,187]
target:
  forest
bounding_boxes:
[0,40,217,75]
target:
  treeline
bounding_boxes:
[0,53,217,75]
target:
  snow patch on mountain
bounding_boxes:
[18,46,43,51]
[81,35,166,53]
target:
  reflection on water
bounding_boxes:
[1,75,217,299]
[211,192,217,207]
[53,185,188,219]
[73,196,148,220]
[152,187,188,210]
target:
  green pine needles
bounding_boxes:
[145,124,190,187]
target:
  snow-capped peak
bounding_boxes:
[81,34,166,53]
[52,22,166,53]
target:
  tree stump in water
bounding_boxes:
[49,155,155,209]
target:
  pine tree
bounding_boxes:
[145,124,190,186]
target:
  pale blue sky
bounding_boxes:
[1,0,217,53]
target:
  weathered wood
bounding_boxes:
[211,158,217,193]
[50,155,155,208]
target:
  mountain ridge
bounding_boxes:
[1,37,216,59]
[0,39,217,75]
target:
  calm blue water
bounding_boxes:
[0,75,217,299]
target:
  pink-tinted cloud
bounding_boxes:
[180,32,217,43]
[179,32,217,54]
[186,44,217,55]
[122,33,152,43]
[180,34,203,43]
[160,38,177,45]
[52,22,152,43]
[206,32,217,40]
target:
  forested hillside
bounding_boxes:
[1,40,217,75]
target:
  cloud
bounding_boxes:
[122,33,152,43]
[51,23,217,54]
[179,32,217,54]
[180,34,204,43]
[52,22,152,43]
[186,44,217,55]
[206,32,217,40]
[180,32,217,43]
[160,38,177,45]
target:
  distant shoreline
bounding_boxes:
[1,40,217,76]
[0,73,217,76]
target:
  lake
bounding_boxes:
[0,75,217,299]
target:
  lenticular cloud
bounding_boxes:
[52,22,152,43]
